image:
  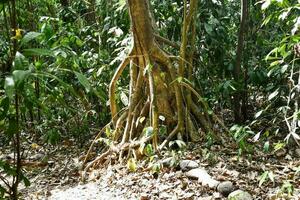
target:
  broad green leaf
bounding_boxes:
[4,77,15,100]
[13,52,27,70]
[13,70,30,86]
[74,71,91,93]
[20,32,42,47]
[23,48,53,56]
[204,23,213,34]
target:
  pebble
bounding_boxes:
[217,181,234,197]
[179,160,199,171]
[228,190,253,200]
[160,157,174,167]
[185,168,219,188]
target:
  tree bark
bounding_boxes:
[233,0,248,123]
[83,0,228,173]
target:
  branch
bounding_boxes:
[154,34,180,49]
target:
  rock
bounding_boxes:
[30,153,44,161]
[185,168,219,188]
[160,157,174,167]
[228,190,253,200]
[217,181,234,197]
[295,149,300,158]
[179,160,199,171]
[185,168,205,179]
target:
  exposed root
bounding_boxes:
[109,56,131,126]
[83,0,228,175]
[82,136,152,181]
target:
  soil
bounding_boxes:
[3,140,298,200]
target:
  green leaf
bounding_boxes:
[23,48,53,56]
[13,70,30,86]
[255,110,263,118]
[204,23,213,34]
[0,97,10,121]
[259,171,269,186]
[13,52,27,70]
[6,118,18,137]
[268,171,275,183]
[262,0,271,10]
[268,89,279,101]
[263,141,270,152]
[143,127,154,137]
[175,140,186,149]
[22,175,31,187]
[105,126,111,138]
[20,32,42,47]
[281,64,288,73]
[145,144,154,156]
[4,77,15,100]
[127,158,137,172]
[74,71,91,93]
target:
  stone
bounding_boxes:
[30,153,44,161]
[217,181,234,197]
[160,157,174,167]
[185,168,219,188]
[179,160,199,171]
[228,190,253,200]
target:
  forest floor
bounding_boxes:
[1,136,299,200]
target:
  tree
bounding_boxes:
[233,0,248,123]
[83,0,227,171]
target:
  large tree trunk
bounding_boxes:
[109,0,217,149]
[82,0,226,173]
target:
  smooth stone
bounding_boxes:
[160,157,174,167]
[179,160,199,171]
[228,190,253,200]
[217,181,234,197]
[185,168,219,188]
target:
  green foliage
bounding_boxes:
[230,125,254,154]
[0,0,299,197]
[258,170,275,186]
